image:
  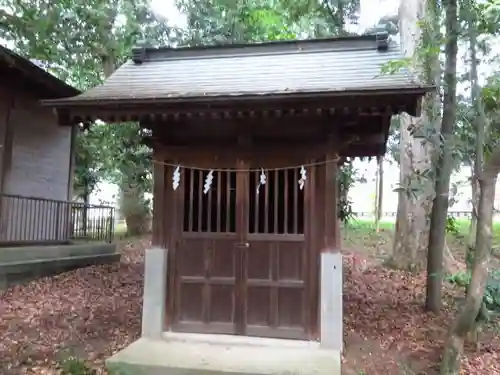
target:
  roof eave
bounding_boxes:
[0,46,81,98]
[41,85,435,108]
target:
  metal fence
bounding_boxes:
[353,211,474,219]
[0,194,115,245]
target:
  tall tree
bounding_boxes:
[463,0,495,264]
[440,145,500,374]
[391,0,441,271]
[425,0,458,312]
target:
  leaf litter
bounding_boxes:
[0,240,498,374]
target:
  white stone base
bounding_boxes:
[106,333,341,375]
[320,252,343,351]
[141,247,168,339]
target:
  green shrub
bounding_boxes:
[59,356,95,375]
[446,268,500,324]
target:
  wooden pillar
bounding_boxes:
[323,154,340,252]
[151,153,166,247]
[235,158,249,336]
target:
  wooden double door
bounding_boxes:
[169,164,314,339]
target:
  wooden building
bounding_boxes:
[44,33,430,372]
[0,45,80,243]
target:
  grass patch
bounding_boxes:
[342,217,500,260]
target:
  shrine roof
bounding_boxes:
[43,33,430,107]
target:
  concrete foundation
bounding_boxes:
[0,243,119,289]
[106,333,341,375]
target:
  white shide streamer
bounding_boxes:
[204,170,214,194]
[256,168,266,194]
[172,165,180,191]
[298,166,307,190]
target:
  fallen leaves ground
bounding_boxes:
[0,237,499,375]
[343,252,500,374]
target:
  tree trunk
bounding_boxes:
[440,146,500,374]
[468,169,479,260]
[119,183,151,237]
[426,0,458,312]
[392,0,441,271]
[375,156,384,232]
[466,7,487,268]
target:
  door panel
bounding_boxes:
[244,169,308,339]
[173,169,239,334]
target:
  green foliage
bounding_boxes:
[380,58,412,75]
[446,270,471,288]
[393,168,433,199]
[177,0,361,45]
[455,73,500,169]
[73,126,102,200]
[446,269,500,325]
[59,356,95,375]
[89,122,152,191]
[338,159,358,224]
[485,270,500,310]
[445,216,461,236]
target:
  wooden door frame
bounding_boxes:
[235,158,249,335]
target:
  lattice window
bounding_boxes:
[183,169,237,233]
[249,169,304,234]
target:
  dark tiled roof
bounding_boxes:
[46,34,427,105]
[0,45,80,98]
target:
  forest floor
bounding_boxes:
[1,222,500,375]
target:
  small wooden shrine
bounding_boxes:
[45,33,430,344]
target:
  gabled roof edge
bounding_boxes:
[0,45,80,98]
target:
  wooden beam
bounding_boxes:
[323,131,340,252]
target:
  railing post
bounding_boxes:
[109,207,115,243]
[64,201,71,241]
[55,201,61,241]
[82,204,88,237]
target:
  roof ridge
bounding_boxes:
[131,33,392,65]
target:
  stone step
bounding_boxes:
[106,333,341,375]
